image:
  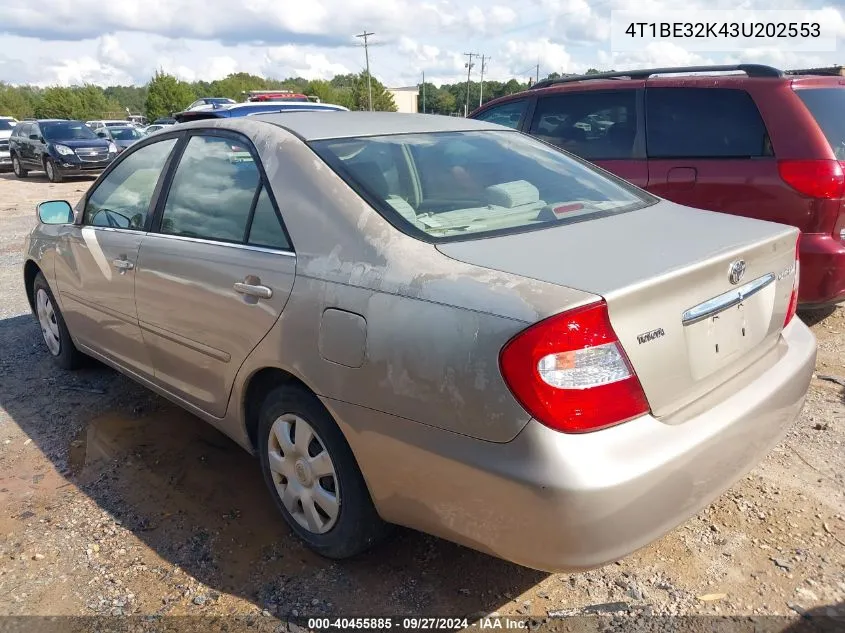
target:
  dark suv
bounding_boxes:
[470,64,845,307]
[10,119,115,183]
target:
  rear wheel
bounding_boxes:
[12,155,28,178]
[257,384,390,558]
[44,158,63,183]
[32,272,82,369]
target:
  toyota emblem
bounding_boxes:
[728,260,746,285]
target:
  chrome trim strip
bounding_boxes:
[146,232,296,257]
[682,273,776,326]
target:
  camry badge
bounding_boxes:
[728,260,746,285]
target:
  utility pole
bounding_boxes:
[356,30,375,111]
[463,52,478,117]
[535,61,540,84]
[478,55,489,107]
[421,71,425,114]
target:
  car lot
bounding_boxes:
[0,172,843,623]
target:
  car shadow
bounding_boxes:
[797,305,838,327]
[0,311,546,617]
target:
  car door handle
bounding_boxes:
[233,282,273,299]
[112,258,134,271]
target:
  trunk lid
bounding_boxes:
[437,200,799,418]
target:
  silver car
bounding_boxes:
[23,113,815,571]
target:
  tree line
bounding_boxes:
[0,68,605,122]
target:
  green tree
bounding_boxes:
[35,87,84,119]
[144,71,195,121]
[0,83,35,119]
[348,72,396,111]
[434,90,456,115]
[104,85,148,114]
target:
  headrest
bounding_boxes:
[485,180,541,208]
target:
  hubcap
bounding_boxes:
[13,157,20,175]
[267,413,339,534]
[36,288,61,356]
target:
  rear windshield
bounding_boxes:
[796,88,845,159]
[310,130,654,242]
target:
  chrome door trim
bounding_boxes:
[682,273,776,326]
[146,232,296,257]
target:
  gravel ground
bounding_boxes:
[0,172,843,630]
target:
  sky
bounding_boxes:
[0,0,842,89]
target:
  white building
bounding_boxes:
[387,86,420,113]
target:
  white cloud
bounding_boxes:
[0,0,838,89]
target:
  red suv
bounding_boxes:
[470,64,845,307]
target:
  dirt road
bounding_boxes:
[0,172,843,629]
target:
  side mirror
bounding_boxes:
[29,134,40,141]
[37,200,74,225]
[97,131,107,138]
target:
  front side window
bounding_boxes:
[646,88,771,159]
[473,100,528,130]
[312,130,654,241]
[84,138,177,229]
[160,135,260,242]
[529,91,638,159]
[42,121,99,141]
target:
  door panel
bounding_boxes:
[134,132,295,417]
[53,136,179,377]
[54,227,153,376]
[134,237,294,416]
[645,87,781,220]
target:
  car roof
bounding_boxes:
[249,111,507,140]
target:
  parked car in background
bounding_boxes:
[186,97,237,111]
[23,112,813,572]
[173,100,347,123]
[10,119,115,182]
[0,116,18,172]
[127,114,148,126]
[96,124,145,152]
[142,123,174,135]
[86,119,140,133]
[153,117,178,125]
[470,64,845,307]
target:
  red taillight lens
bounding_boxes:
[784,236,801,327]
[778,160,845,199]
[499,301,650,433]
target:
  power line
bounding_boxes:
[463,52,478,117]
[355,30,375,111]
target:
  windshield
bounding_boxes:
[796,88,845,159]
[0,120,13,131]
[42,121,98,141]
[110,127,143,140]
[311,130,654,241]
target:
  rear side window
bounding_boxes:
[473,100,528,129]
[529,91,638,160]
[161,135,260,242]
[247,185,290,250]
[646,88,772,159]
[795,88,845,160]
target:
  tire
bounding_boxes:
[44,157,63,183]
[257,384,390,558]
[32,272,83,370]
[12,155,28,178]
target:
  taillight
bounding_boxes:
[499,301,650,433]
[784,235,801,327]
[777,160,845,199]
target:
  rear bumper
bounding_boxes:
[327,319,816,572]
[799,233,845,306]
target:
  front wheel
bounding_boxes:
[44,158,63,183]
[257,385,390,559]
[12,155,28,178]
[32,272,82,369]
